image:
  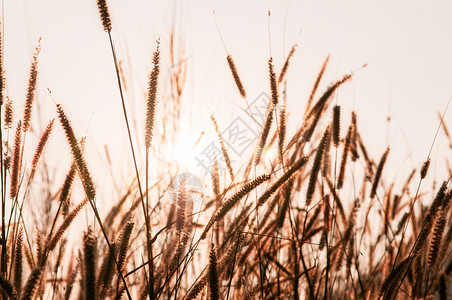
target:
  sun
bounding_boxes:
[172,136,200,171]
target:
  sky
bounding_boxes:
[5,0,452,197]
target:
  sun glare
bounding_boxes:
[172,137,200,170]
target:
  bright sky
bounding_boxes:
[5,0,452,196]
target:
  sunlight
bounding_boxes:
[172,136,200,171]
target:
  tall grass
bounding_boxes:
[0,2,450,300]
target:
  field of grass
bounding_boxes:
[0,1,451,299]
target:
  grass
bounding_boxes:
[0,1,450,299]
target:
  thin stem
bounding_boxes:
[0,100,5,278]
[107,31,152,299]
[1,3,5,281]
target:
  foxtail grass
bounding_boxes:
[21,266,43,300]
[211,115,235,181]
[254,101,274,166]
[22,40,41,132]
[332,105,341,147]
[226,54,246,98]
[278,45,296,84]
[427,210,446,268]
[97,243,117,298]
[269,57,278,107]
[278,88,287,166]
[337,124,353,189]
[117,221,134,271]
[306,126,330,206]
[10,121,22,199]
[202,174,270,239]
[45,198,88,253]
[83,227,97,300]
[57,105,96,201]
[0,276,17,300]
[4,96,12,128]
[13,227,23,297]
[305,55,330,117]
[176,179,187,234]
[208,244,220,300]
[57,104,132,298]
[145,41,160,150]
[96,0,112,32]
[257,156,308,207]
[370,147,390,198]
[29,119,54,180]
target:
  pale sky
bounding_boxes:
[5,0,452,195]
